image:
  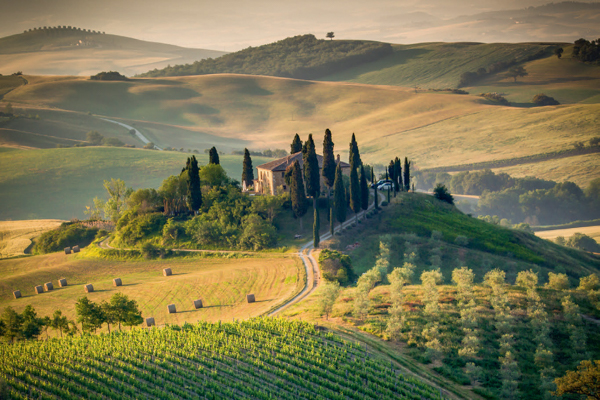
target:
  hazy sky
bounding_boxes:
[1,0,598,51]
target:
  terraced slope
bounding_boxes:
[0,319,445,400]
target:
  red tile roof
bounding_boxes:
[256,152,350,171]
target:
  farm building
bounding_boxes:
[254,152,351,195]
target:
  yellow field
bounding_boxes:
[0,250,303,332]
[0,219,64,258]
[535,226,600,242]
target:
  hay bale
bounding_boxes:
[34,285,43,294]
[246,294,255,303]
[72,245,80,253]
[84,284,94,293]
[13,290,21,299]
[64,247,71,254]
[58,278,67,287]
[146,317,155,327]
[167,304,176,314]
[44,282,54,291]
[113,278,122,287]
[163,268,172,276]
[193,299,203,309]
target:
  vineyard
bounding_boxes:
[0,319,444,400]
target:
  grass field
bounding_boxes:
[0,219,63,258]
[0,147,270,220]
[0,249,302,331]
[535,225,600,243]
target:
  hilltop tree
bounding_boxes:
[326,32,335,40]
[349,133,362,168]
[187,156,202,213]
[433,184,454,204]
[209,146,220,164]
[242,148,254,189]
[290,134,303,154]
[333,163,346,228]
[360,165,369,216]
[403,157,411,192]
[554,47,564,59]
[289,160,308,230]
[507,66,528,82]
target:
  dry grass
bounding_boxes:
[0,249,303,332]
[535,225,600,242]
[0,219,63,258]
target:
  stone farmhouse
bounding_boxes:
[254,152,351,195]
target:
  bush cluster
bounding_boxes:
[34,222,98,254]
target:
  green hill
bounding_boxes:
[0,318,444,399]
[335,193,600,281]
[0,27,226,76]
[0,147,270,220]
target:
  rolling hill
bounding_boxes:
[0,27,226,76]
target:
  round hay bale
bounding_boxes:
[193,299,203,309]
[113,278,122,287]
[72,245,80,253]
[84,284,94,293]
[13,290,22,299]
[58,278,67,287]
[34,285,43,294]
[246,294,255,303]
[163,268,172,277]
[167,304,176,314]
[146,317,155,327]
[44,282,54,291]
[64,247,71,254]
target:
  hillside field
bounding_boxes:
[0,147,270,220]
[0,249,302,332]
[535,225,600,243]
[0,219,63,258]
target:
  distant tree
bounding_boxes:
[532,94,560,106]
[578,274,600,292]
[433,184,454,204]
[507,66,528,82]
[553,360,600,399]
[319,281,341,319]
[242,148,254,188]
[554,47,564,59]
[187,156,202,213]
[322,129,336,191]
[360,165,369,215]
[394,157,402,192]
[209,147,220,164]
[303,134,321,202]
[290,133,303,154]
[326,32,335,40]
[143,142,156,150]
[388,160,396,196]
[403,157,411,192]
[289,160,308,230]
[545,272,569,291]
[500,351,521,400]
[333,163,346,227]
[103,178,132,222]
[349,133,362,168]
[421,269,443,315]
[567,233,600,252]
[86,131,104,145]
[372,168,379,209]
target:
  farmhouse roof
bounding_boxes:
[256,152,350,172]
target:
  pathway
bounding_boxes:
[99,118,163,150]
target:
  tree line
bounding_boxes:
[139,34,393,80]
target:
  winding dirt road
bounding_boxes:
[99,118,163,150]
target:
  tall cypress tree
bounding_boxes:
[303,134,320,202]
[333,163,346,226]
[242,148,254,189]
[394,157,402,192]
[313,207,320,248]
[187,156,202,213]
[209,147,220,165]
[289,160,308,230]
[322,129,336,189]
[388,160,396,197]
[404,157,411,192]
[360,165,369,214]
[350,161,361,224]
[372,168,379,209]
[349,133,362,169]
[330,207,334,235]
[290,134,303,154]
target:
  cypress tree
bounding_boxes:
[313,207,320,248]
[388,160,396,197]
[330,207,334,235]
[333,163,346,226]
[187,156,202,213]
[404,157,411,192]
[289,160,308,230]
[350,161,361,224]
[303,134,320,202]
[372,168,379,209]
[209,147,220,165]
[360,165,369,215]
[290,134,303,154]
[242,148,254,188]
[394,157,402,192]
[349,133,362,169]
[322,129,336,189]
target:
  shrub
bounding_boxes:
[578,274,600,291]
[532,93,560,106]
[545,272,569,290]
[90,71,128,81]
[454,235,469,246]
[433,184,454,205]
[479,93,509,105]
[566,233,600,252]
[319,249,355,284]
[35,223,98,254]
[117,212,168,245]
[141,242,157,259]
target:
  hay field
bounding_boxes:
[0,219,63,258]
[0,250,303,331]
[535,226,600,242]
